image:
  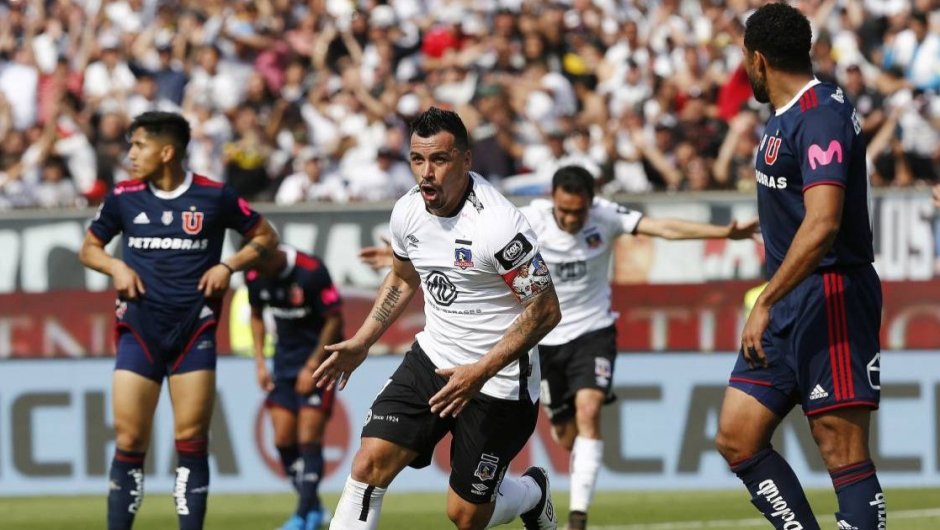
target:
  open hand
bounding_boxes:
[313,338,369,391]
[428,363,486,418]
[198,263,232,297]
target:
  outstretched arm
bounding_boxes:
[635,216,759,240]
[313,255,421,390]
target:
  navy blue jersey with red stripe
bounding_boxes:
[755,80,873,276]
[88,172,262,313]
[246,249,342,379]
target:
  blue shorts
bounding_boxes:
[114,299,218,382]
[265,377,335,415]
[730,264,882,416]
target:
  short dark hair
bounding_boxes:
[744,3,813,74]
[409,107,469,151]
[552,165,595,200]
[128,111,191,156]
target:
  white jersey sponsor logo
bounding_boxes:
[126,237,209,251]
[389,174,546,401]
[519,197,641,345]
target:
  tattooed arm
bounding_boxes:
[429,255,561,417]
[313,254,420,390]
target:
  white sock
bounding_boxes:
[486,475,542,528]
[329,476,387,530]
[569,436,603,513]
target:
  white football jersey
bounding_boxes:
[390,173,547,401]
[519,197,643,345]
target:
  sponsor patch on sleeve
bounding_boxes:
[495,232,534,270]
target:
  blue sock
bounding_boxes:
[108,449,146,530]
[175,438,210,530]
[297,442,324,516]
[277,444,301,492]
[731,447,820,530]
[830,459,886,529]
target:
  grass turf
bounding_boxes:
[1,487,937,529]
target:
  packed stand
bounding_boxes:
[0,0,937,209]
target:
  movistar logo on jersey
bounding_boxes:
[127,237,209,250]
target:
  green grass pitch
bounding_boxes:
[1,488,937,529]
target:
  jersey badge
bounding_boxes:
[182,208,205,235]
[290,284,304,306]
[496,233,533,270]
[585,231,602,249]
[454,242,474,270]
[763,136,782,166]
[161,211,174,225]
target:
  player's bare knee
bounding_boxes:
[350,450,393,487]
[273,431,296,447]
[551,423,576,450]
[115,431,149,453]
[446,503,487,530]
[714,429,747,464]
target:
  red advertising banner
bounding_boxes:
[1,281,939,358]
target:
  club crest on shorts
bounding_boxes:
[473,453,500,482]
[454,247,474,269]
[595,357,612,387]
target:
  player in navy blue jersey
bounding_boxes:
[247,245,343,530]
[79,111,278,530]
[715,5,885,530]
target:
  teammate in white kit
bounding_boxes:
[314,107,562,530]
[520,165,758,530]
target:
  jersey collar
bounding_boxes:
[149,171,192,200]
[432,173,475,219]
[279,245,297,279]
[774,78,821,116]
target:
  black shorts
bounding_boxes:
[361,343,538,504]
[538,325,617,424]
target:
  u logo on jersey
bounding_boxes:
[763,136,782,166]
[182,211,204,235]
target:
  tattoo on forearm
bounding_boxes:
[249,240,270,260]
[371,285,402,325]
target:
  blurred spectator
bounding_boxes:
[223,106,272,200]
[0,0,936,210]
[275,147,348,204]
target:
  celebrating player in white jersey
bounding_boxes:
[519,165,758,530]
[314,107,562,530]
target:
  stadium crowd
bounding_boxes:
[0,0,937,209]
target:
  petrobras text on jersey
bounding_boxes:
[126,237,210,250]
[756,170,788,190]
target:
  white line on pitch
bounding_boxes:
[588,507,940,530]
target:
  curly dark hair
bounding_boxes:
[743,2,813,74]
[410,106,469,151]
[128,111,191,158]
